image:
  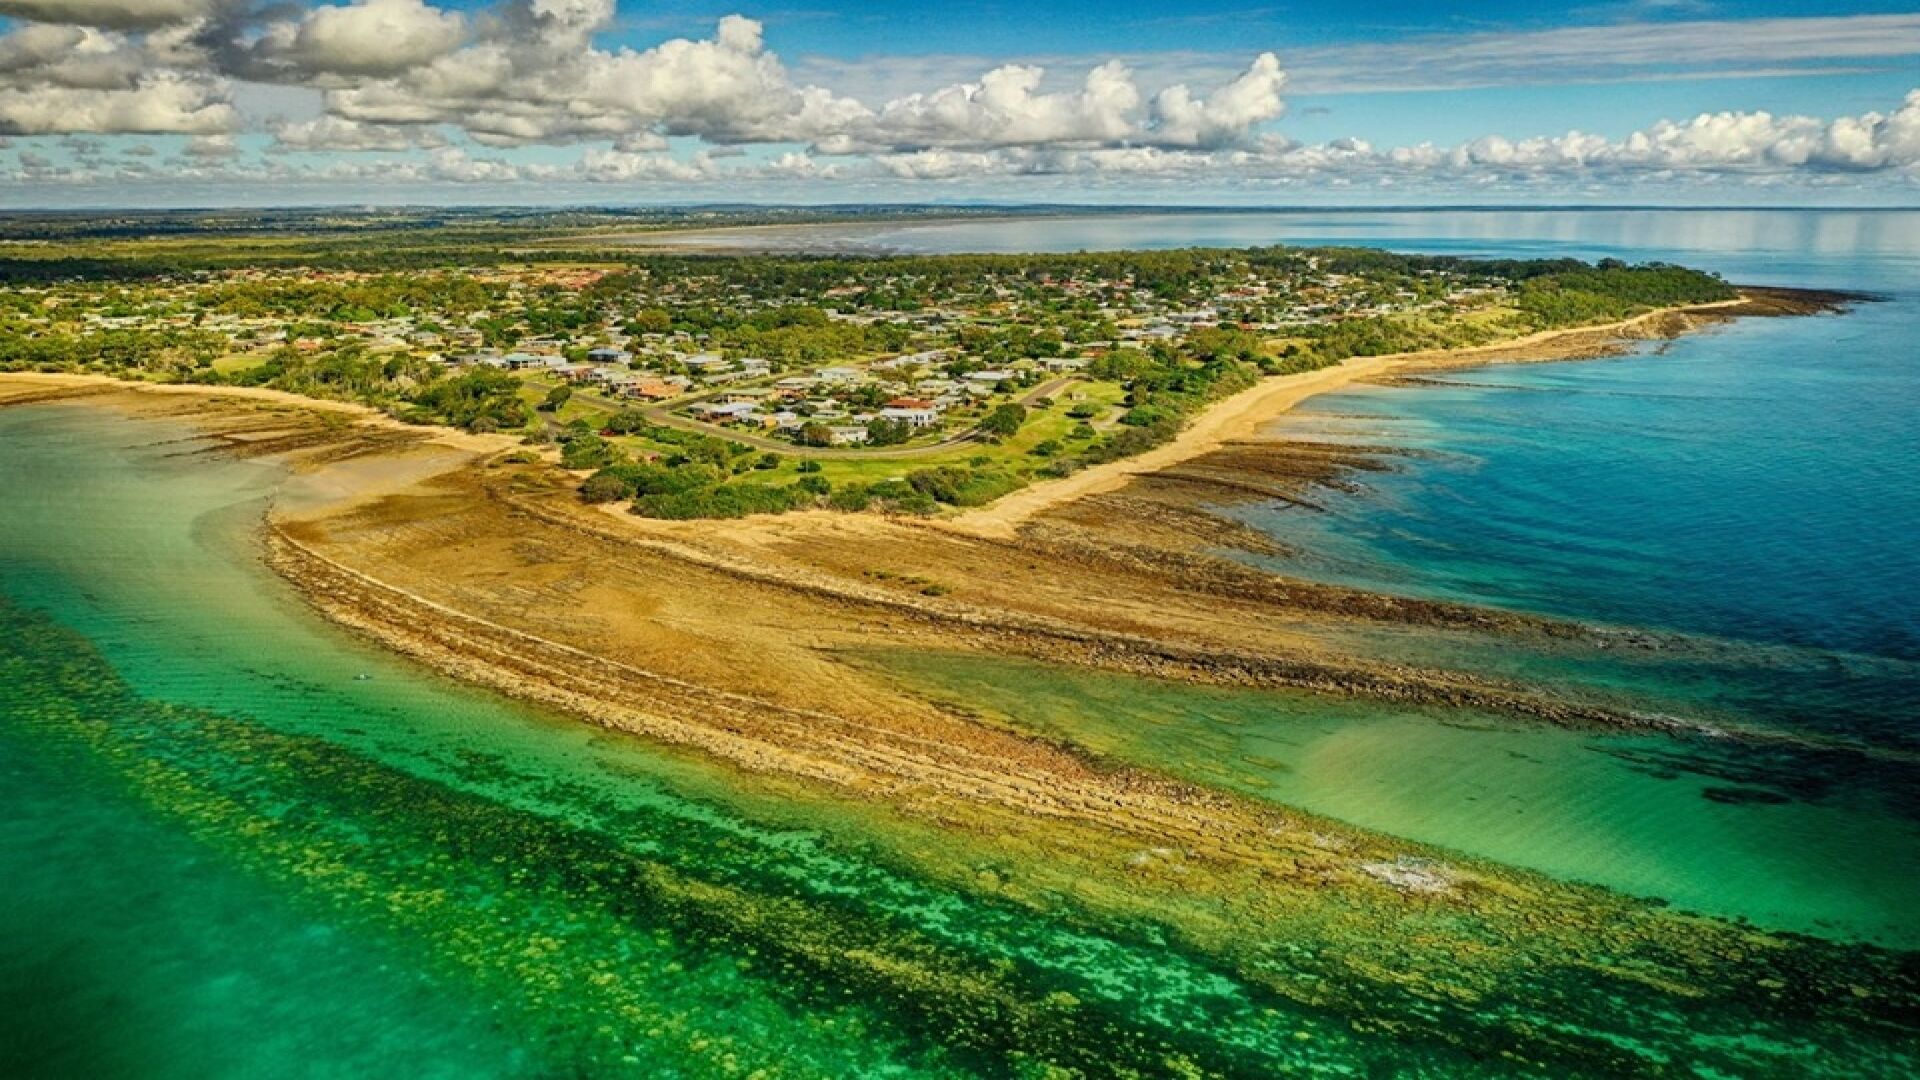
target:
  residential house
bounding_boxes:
[878,407,940,429]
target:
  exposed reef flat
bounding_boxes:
[4,284,1912,1072]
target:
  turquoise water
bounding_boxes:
[788,208,1920,945]
[5,210,1920,1074]
[873,648,1920,948]
[22,405,1917,1078]
[0,408,1355,1076]
[1168,214,1920,755]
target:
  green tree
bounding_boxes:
[979,403,1027,439]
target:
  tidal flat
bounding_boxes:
[4,209,1918,1077]
[1,352,1916,1075]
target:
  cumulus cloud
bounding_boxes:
[0,1,1293,159]
[292,9,863,148]
[0,1,1915,196]
[855,60,1139,151]
[0,72,233,135]
[1148,53,1285,148]
[865,91,1920,184]
[0,0,219,30]
[258,0,469,78]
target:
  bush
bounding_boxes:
[603,410,653,435]
[906,466,1023,507]
[827,485,873,512]
[866,418,913,446]
[406,368,527,430]
[559,432,620,470]
[630,482,807,520]
[1120,404,1175,428]
[580,472,632,503]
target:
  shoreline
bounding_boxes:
[4,292,1914,1074]
[951,293,1767,536]
[0,285,1856,758]
[2,288,1904,880]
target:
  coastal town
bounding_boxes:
[0,237,1734,516]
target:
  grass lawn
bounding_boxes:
[211,353,270,376]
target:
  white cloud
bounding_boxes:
[272,114,445,151]
[1147,52,1285,148]
[572,147,713,182]
[0,72,233,135]
[184,132,237,157]
[0,2,1915,197]
[0,0,218,30]
[263,0,469,78]
[856,60,1138,151]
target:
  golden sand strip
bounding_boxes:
[953,297,1754,537]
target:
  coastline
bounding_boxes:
[7,287,1920,1025]
[952,292,1774,537]
[7,404,1915,1077]
[0,286,1861,787]
[0,288,1843,707]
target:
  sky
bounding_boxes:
[0,0,1917,207]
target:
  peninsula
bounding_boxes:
[1,210,1906,1076]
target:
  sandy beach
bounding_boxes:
[5,283,1910,1060]
[0,287,1848,826]
[954,295,1757,536]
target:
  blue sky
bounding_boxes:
[0,0,1917,205]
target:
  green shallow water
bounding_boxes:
[3,402,1918,1077]
[868,650,1920,949]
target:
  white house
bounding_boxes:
[878,407,940,429]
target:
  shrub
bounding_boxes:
[559,432,620,470]
[906,466,1023,507]
[827,485,873,512]
[603,410,653,435]
[579,472,632,503]
[866,418,913,446]
[630,482,806,520]
[584,462,720,499]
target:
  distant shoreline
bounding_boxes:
[561,206,1920,256]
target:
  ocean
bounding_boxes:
[2,209,1916,1075]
